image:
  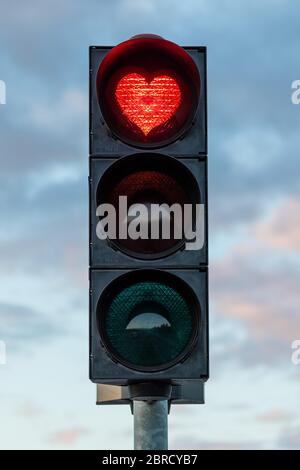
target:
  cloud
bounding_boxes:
[0,0,82,82]
[211,230,300,367]
[0,164,87,283]
[48,427,89,446]
[257,409,293,423]
[121,0,155,13]
[277,425,300,450]
[17,403,44,418]
[0,301,60,347]
[210,125,300,232]
[171,436,262,450]
[255,198,300,250]
[222,128,282,174]
[0,121,84,175]
[219,301,298,343]
[29,88,86,134]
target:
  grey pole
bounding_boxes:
[134,400,168,450]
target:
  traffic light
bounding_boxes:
[89,35,208,402]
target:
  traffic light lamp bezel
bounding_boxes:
[89,45,207,156]
[96,37,201,149]
[97,269,200,372]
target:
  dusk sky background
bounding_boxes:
[0,0,300,449]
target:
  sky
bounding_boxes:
[0,0,300,450]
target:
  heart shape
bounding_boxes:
[115,73,181,136]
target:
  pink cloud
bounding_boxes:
[255,198,300,250]
[17,403,44,418]
[218,299,299,342]
[49,427,89,446]
[211,228,300,362]
[257,409,293,423]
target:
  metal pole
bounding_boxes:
[133,400,168,450]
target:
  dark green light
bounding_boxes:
[104,281,194,369]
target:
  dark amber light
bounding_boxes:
[97,153,200,259]
[115,73,181,136]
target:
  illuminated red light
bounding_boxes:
[115,73,181,136]
[97,36,200,147]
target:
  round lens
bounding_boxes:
[97,154,200,259]
[97,37,200,148]
[98,271,199,371]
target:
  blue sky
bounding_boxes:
[0,0,300,449]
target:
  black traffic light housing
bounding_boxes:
[89,36,208,404]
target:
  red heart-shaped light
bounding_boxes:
[115,73,181,136]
